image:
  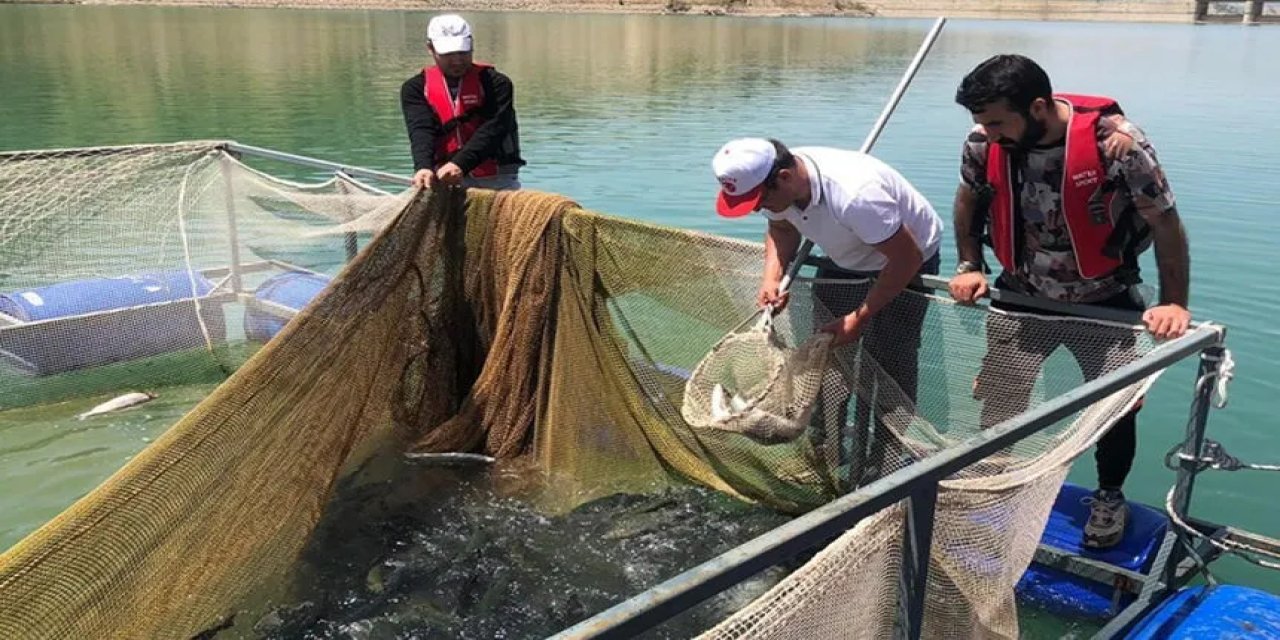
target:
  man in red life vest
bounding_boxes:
[400,14,524,191]
[949,54,1191,549]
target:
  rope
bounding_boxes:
[1164,438,1280,473]
[176,151,217,355]
[1202,348,1236,409]
[1164,485,1280,571]
[1157,344,1280,571]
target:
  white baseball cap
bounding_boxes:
[427,14,473,55]
[712,138,777,217]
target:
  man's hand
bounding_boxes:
[435,162,464,186]
[1103,129,1135,163]
[1143,303,1191,340]
[756,279,789,312]
[820,312,865,348]
[411,169,436,189]
[949,271,989,304]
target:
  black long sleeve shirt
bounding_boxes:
[400,66,525,175]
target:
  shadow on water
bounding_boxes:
[222,454,794,640]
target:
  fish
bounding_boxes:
[711,565,791,616]
[403,452,496,466]
[188,613,235,640]
[711,383,751,420]
[77,392,156,420]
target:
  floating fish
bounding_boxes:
[403,452,496,466]
[77,392,156,420]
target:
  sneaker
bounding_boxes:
[1082,489,1129,549]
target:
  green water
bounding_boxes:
[2,5,1279,636]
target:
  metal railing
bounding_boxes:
[549,288,1228,639]
[222,141,413,187]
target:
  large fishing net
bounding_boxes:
[0,142,1162,639]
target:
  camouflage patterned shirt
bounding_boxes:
[960,111,1178,303]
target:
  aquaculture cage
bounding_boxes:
[0,142,1236,640]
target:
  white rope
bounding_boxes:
[1202,348,1236,409]
[1165,486,1280,571]
[175,152,217,354]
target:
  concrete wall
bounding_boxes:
[7,0,1207,24]
[871,0,1198,23]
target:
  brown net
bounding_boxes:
[0,142,1164,639]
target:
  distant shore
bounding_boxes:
[2,0,1250,25]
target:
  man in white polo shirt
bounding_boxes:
[712,137,942,483]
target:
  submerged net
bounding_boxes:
[0,142,1162,639]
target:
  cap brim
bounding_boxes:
[716,185,764,218]
[431,36,472,54]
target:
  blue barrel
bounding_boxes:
[0,270,226,376]
[1125,585,1280,639]
[244,271,332,342]
[0,271,216,322]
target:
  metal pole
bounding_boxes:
[900,482,939,640]
[778,16,947,294]
[1161,345,1226,589]
[335,170,360,262]
[221,152,243,294]
[222,141,413,187]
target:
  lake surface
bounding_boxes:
[2,5,1279,636]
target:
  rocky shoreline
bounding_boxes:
[4,0,1209,24]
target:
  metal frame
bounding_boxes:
[221,141,413,187]
[550,320,1226,640]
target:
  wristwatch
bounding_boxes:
[955,260,982,275]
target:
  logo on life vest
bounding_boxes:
[1071,168,1100,188]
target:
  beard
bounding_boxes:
[998,112,1048,152]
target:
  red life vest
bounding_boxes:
[986,93,1124,280]
[424,63,499,178]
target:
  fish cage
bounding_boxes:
[0,141,1270,640]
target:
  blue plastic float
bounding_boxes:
[243,271,332,342]
[1016,482,1169,620]
[0,270,225,375]
[1125,584,1280,638]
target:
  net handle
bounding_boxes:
[777,16,948,296]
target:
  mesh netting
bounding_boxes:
[0,142,1162,639]
[681,309,834,445]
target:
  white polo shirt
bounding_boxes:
[763,147,942,272]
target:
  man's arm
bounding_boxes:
[1111,117,1191,338]
[949,132,992,303]
[820,226,923,346]
[859,226,924,318]
[400,74,441,173]
[449,69,518,174]
[954,183,984,265]
[1148,214,1190,307]
[760,219,801,309]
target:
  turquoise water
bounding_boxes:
[2,5,1279,634]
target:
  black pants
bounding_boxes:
[976,280,1143,490]
[811,252,940,487]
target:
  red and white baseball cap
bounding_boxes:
[712,138,777,218]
